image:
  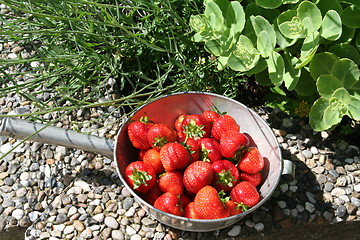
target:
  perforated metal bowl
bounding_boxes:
[114,92,283,232]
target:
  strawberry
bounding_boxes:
[230,181,260,208]
[238,147,264,174]
[183,161,214,194]
[183,138,200,163]
[127,116,152,150]
[175,114,187,132]
[154,192,183,216]
[147,123,177,151]
[225,200,243,216]
[201,109,220,124]
[198,138,222,163]
[125,161,156,193]
[220,130,248,159]
[160,142,191,171]
[138,150,147,161]
[181,114,211,141]
[180,194,191,208]
[158,171,184,195]
[142,182,162,205]
[184,202,198,219]
[239,172,263,187]
[193,186,230,219]
[211,115,240,142]
[212,160,239,192]
[142,148,164,174]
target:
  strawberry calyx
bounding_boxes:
[139,116,149,124]
[129,168,152,189]
[218,190,230,204]
[235,202,249,212]
[216,169,236,187]
[151,135,169,149]
[183,119,206,140]
[200,147,211,162]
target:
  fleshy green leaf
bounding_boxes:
[255,0,282,9]
[341,5,360,28]
[297,1,322,32]
[205,39,223,56]
[331,59,360,88]
[309,97,331,131]
[282,0,300,4]
[217,56,229,70]
[316,0,343,16]
[357,32,360,52]
[316,75,344,100]
[329,43,360,65]
[294,69,317,97]
[324,88,351,126]
[226,1,245,37]
[295,31,319,68]
[309,52,339,80]
[255,69,272,86]
[250,15,277,47]
[278,17,307,39]
[274,22,297,49]
[257,31,273,58]
[267,51,284,86]
[205,1,225,32]
[245,58,267,76]
[283,53,301,90]
[348,95,360,121]
[321,10,342,41]
[227,35,260,71]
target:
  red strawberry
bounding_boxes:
[154,192,183,216]
[183,138,200,162]
[230,181,260,208]
[220,130,248,159]
[225,200,243,216]
[127,116,152,150]
[180,194,191,208]
[125,161,156,193]
[138,150,147,161]
[142,182,162,205]
[184,202,198,219]
[181,114,211,140]
[201,109,220,124]
[238,147,264,174]
[143,148,164,174]
[211,115,240,141]
[147,123,177,151]
[158,171,184,195]
[212,160,239,192]
[193,186,230,219]
[239,172,263,187]
[160,142,191,171]
[175,114,187,132]
[198,138,222,163]
[183,161,214,194]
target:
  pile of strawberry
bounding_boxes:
[125,110,265,219]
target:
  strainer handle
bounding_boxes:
[0,117,114,160]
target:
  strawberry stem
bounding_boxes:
[216,170,236,187]
[129,168,152,189]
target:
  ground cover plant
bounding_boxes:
[189,0,360,132]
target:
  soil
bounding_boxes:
[237,221,360,240]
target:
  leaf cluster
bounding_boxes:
[190,0,360,131]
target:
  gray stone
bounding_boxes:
[228,225,241,237]
[254,223,265,232]
[336,205,347,218]
[4,177,14,186]
[302,150,313,159]
[305,202,315,213]
[122,197,134,210]
[55,213,69,224]
[104,216,119,229]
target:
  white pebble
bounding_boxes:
[254,223,264,232]
[12,209,24,220]
[305,202,315,213]
[227,225,241,237]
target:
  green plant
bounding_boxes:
[1,0,247,126]
[189,0,360,131]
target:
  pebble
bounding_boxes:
[254,223,265,232]
[227,225,241,237]
[104,216,119,229]
[112,230,125,240]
